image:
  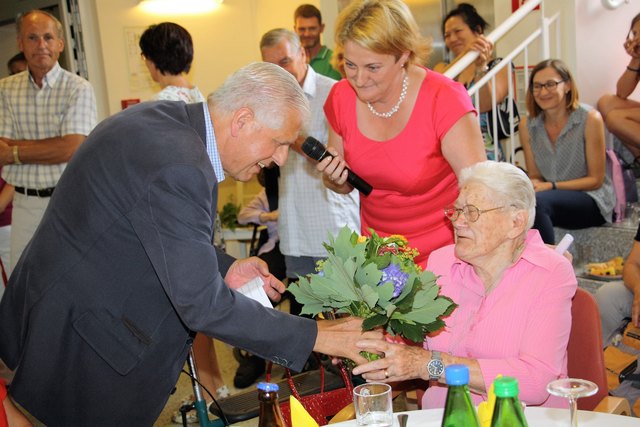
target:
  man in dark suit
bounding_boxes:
[0,62,377,426]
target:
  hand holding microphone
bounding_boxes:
[301,136,373,196]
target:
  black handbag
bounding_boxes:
[484,58,520,140]
[486,96,520,140]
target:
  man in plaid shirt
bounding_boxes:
[0,10,96,275]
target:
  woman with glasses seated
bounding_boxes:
[352,160,577,408]
[519,59,614,244]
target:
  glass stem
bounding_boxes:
[569,396,578,427]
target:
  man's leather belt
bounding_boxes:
[15,186,55,197]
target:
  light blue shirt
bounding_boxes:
[202,103,225,183]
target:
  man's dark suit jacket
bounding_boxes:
[0,102,316,426]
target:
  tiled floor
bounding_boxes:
[155,298,293,426]
[154,339,264,427]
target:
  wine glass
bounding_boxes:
[546,378,598,427]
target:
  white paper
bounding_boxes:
[555,234,574,254]
[236,277,272,308]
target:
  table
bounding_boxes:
[329,407,640,426]
[221,226,264,258]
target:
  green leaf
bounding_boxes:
[394,278,420,312]
[370,253,392,269]
[298,302,327,316]
[402,297,455,324]
[332,227,365,263]
[355,261,383,287]
[423,319,446,333]
[362,313,388,331]
[375,281,395,306]
[391,320,426,344]
[385,303,397,318]
[359,284,380,309]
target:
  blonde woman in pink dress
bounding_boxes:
[317,0,486,266]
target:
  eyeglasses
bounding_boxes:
[444,204,504,222]
[531,80,566,93]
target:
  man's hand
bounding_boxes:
[314,317,383,365]
[224,257,285,302]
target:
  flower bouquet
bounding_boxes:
[288,226,456,360]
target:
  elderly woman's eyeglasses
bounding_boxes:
[444,205,504,222]
[531,80,566,93]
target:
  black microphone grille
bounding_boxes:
[301,137,326,161]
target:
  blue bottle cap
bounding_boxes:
[445,364,470,386]
[257,382,279,392]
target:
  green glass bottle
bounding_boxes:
[490,376,528,427]
[441,364,480,427]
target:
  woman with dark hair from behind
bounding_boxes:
[140,22,229,424]
[434,3,514,160]
[519,59,614,244]
[139,22,204,103]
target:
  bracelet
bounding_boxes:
[12,146,21,165]
[551,181,557,190]
[627,66,640,72]
[475,66,489,78]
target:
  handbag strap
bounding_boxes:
[267,354,353,400]
[285,353,324,400]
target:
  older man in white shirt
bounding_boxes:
[260,28,360,286]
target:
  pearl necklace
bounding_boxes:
[367,71,409,119]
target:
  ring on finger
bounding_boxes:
[384,370,389,379]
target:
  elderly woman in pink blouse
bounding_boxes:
[354,161,576,408]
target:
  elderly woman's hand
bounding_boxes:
[351,339,429,383]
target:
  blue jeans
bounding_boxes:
[533,190,606,244]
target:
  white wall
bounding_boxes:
[86,0,324,207]
[494,0,638,107]
[0,25,18,80]
[91,0,323,116]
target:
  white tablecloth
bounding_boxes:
[329,407,640,426]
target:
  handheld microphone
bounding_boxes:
[301,136,373,196]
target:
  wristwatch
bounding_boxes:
[427,351,444,381]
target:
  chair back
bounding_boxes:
[0,380,8,427]
[567,288,609,410]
